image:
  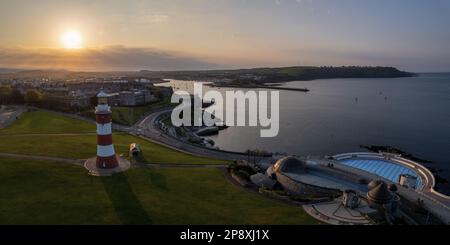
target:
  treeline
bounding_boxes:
[0,85,25,104]
[0,85,95,112]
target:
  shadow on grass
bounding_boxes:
[148,171,168,192]
[129,155,168,192]
[101,173,152,224]
[134,154,148,163]
[134,153,154,165]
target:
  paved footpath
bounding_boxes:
[0,105,27,129]
[0,152,85,165]
[141,163,228,169]
[0,152,227,169]
[0,133,96,136]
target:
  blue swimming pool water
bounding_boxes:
[339,158,422,187]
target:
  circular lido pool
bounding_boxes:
[333,152,425,189]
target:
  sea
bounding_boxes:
[160,73,450,194]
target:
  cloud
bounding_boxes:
[295,0,313,4]
[0,46,217,71]
[148,14,169,23]
[129,13,169,25]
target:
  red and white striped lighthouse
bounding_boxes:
[95,91,118,169]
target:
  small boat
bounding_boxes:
[195,126,219,136]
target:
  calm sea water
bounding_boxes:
[164,74,450,194]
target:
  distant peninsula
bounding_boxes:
[142,66,416,91]
[141,66,416,83]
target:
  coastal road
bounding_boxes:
[135,108,274,164]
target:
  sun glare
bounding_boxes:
[60,30,82,49]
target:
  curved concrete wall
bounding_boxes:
[274,172,340,197]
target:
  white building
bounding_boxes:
[119,90,154,106]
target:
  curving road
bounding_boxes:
[135,108,274,164]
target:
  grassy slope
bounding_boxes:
[111,106,150,126]
[81,98,171,126]
[112,98,171,125]
[0,109,319,225]
[0,110,94,134]
[0,110,225,164]
[0,157,319,225]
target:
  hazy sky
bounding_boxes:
[1,0,449,71]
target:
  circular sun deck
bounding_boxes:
[333,152,423,188]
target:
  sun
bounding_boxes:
[60,30,82,49]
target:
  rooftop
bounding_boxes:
[338,158,422,188]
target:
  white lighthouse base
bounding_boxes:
[84,155,131,176]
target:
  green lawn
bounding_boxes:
[111,98,171,125]
[0,110,94,134]
[81,98,172,126]
[0,110,225,164]
[0,156,319,224]
[0,109,319,224]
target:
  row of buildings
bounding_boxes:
[59,89,157,108]
[105,90,155,106]
[3,78,170,108]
